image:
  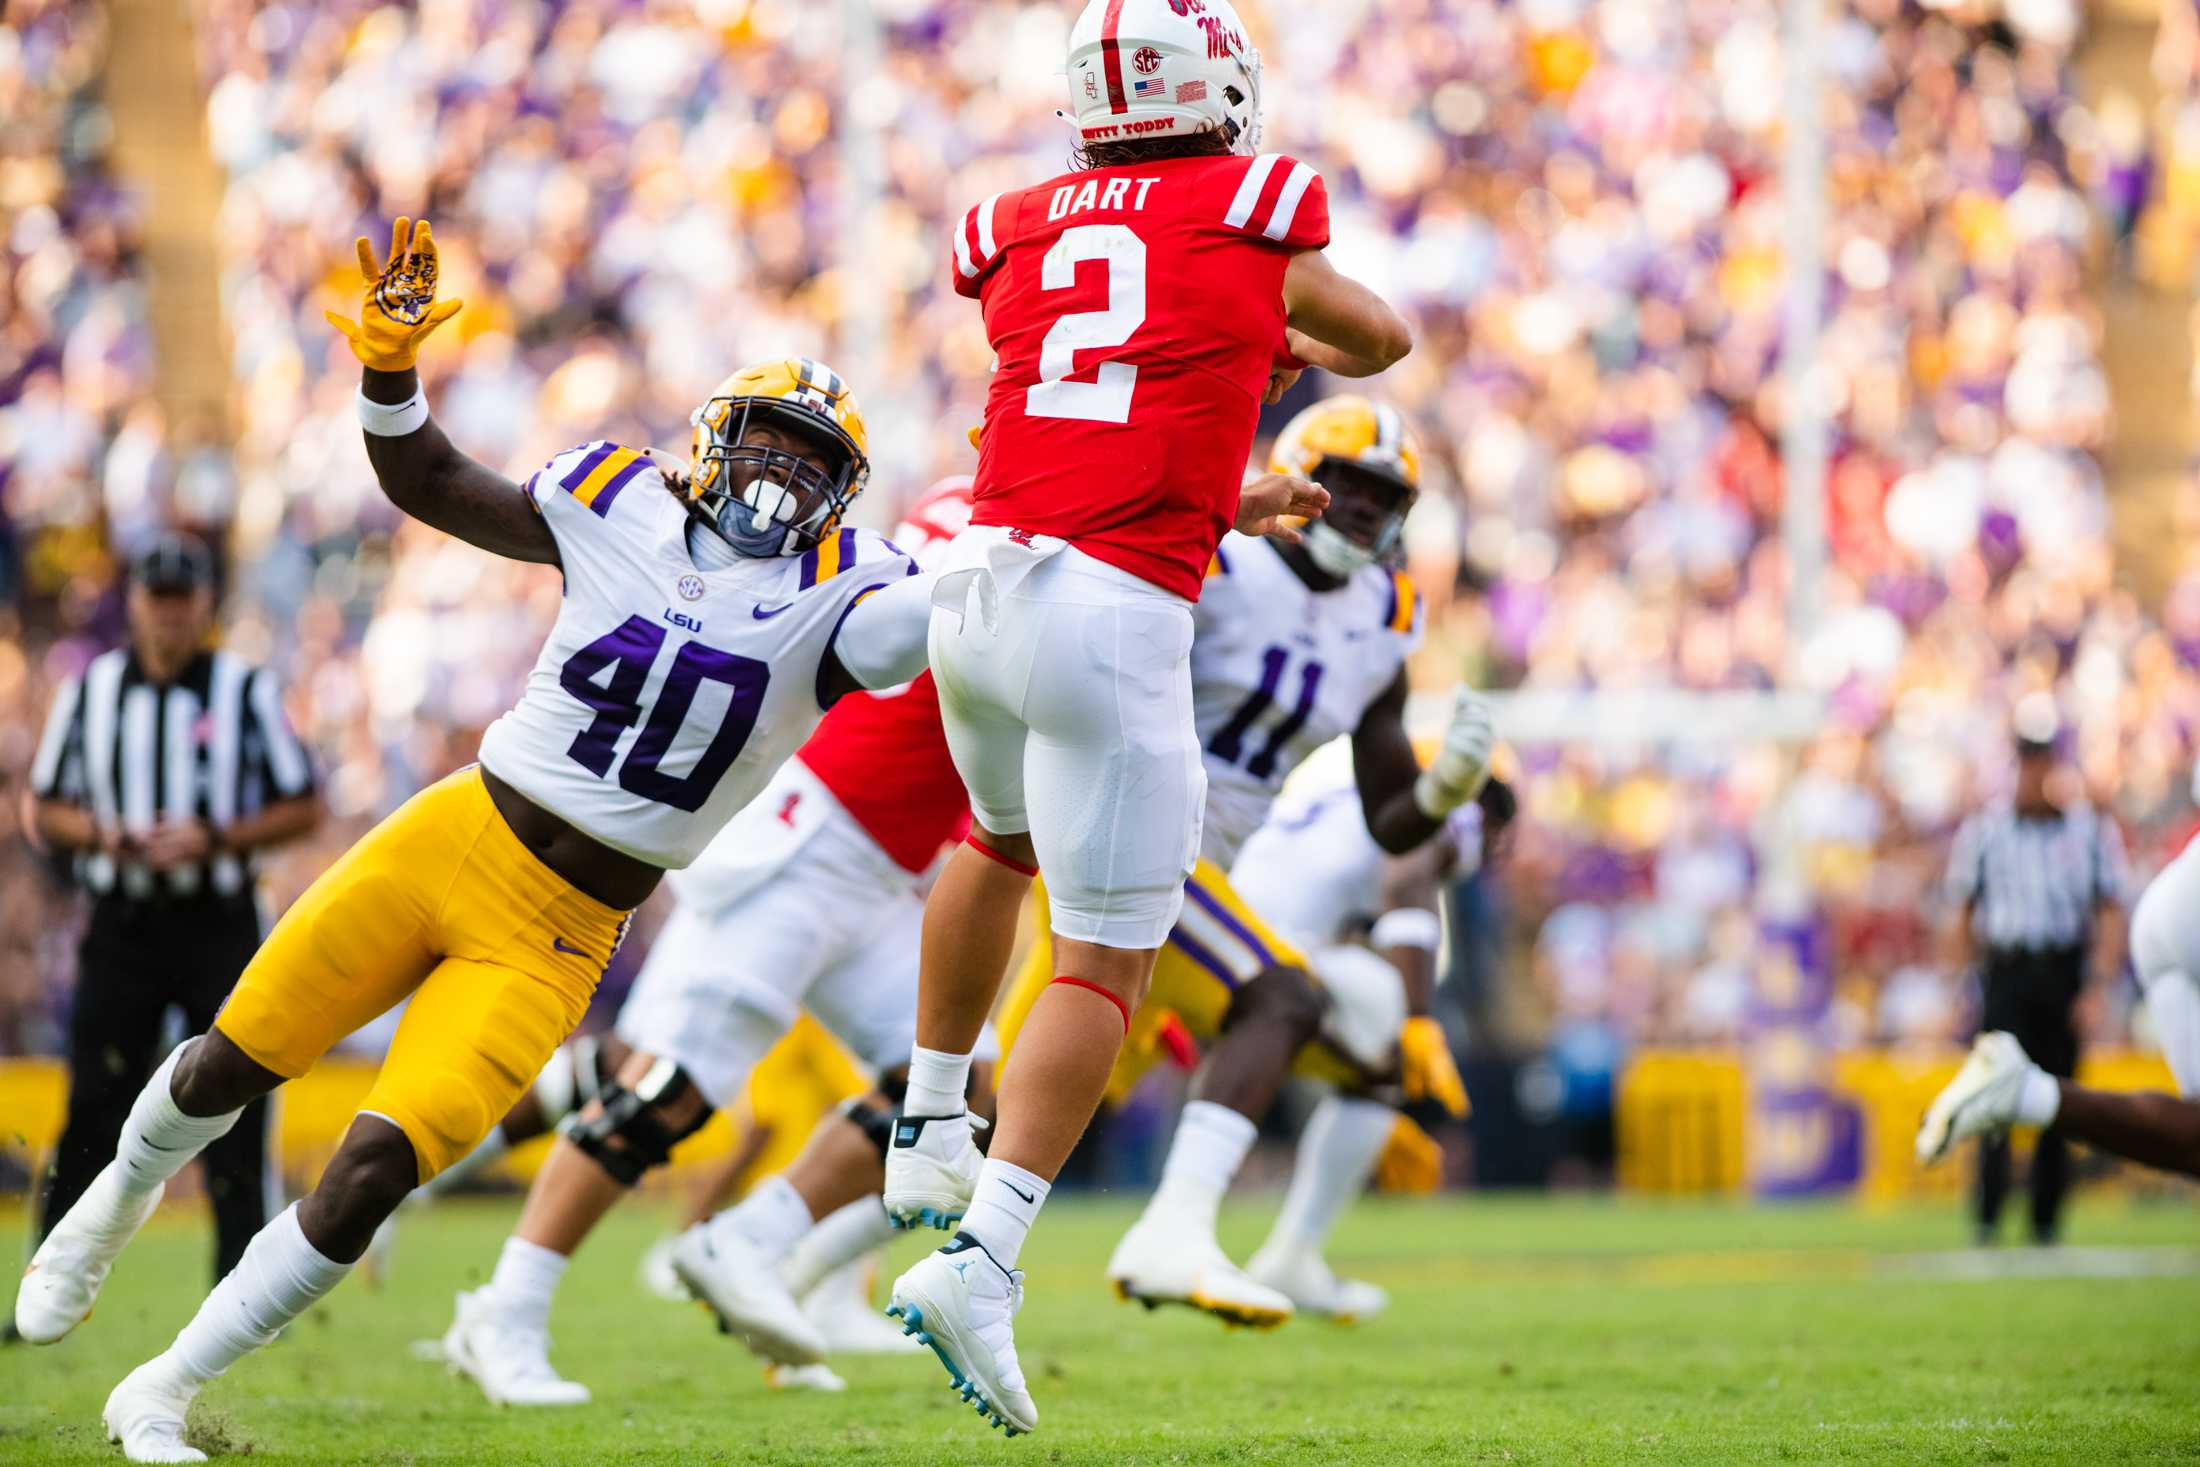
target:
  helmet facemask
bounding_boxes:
[1301,458,1414,577]
[686,396,865,559]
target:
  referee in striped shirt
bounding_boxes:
[1942,699,2129,1245]
[20,533,322,1288]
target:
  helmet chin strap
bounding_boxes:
[1304,521,1377,577]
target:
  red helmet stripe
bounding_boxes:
[1099,0,1129,115]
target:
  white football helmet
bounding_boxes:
[1065,0,1262,157]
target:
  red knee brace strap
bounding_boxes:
[1052,975,1130,1032]
[966,834,1037,878]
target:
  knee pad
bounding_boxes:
[564,1058,712,1187]
[1308,945,1409,1076]
[840,1097,897,1160]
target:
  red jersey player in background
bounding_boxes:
[881,0,1414,1437]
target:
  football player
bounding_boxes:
[19,219,939,1464]
[1920,781,2200,1178]
[993,396,1496,1325]
[438,477,995,1406]
[881,0,1411,1435]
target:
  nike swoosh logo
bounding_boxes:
[752,602,795,620]
[552,937,590,958]
[1001,1181,1036,1205]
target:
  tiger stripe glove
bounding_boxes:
[324,216,463,371]
[1398,1015,1468,1117]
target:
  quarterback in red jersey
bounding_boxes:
[440,479,991,1406]
[882,0,1413,1438]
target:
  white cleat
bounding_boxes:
[17,1164,163,1344]
[1917,1031,2034,1165]
[803,1257,922,1355]
[441,1289,591,1407]
[637,1235,686,1304]
[1105,1215,1294,1330]
[882,1112,985,1230]
[1246,1244,1388,1324]
[670,1223,825,1366]
[103,1361,205,1463]
[887,1236,1037,1437]
[766,1361,848,1392]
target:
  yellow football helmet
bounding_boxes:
[1268,395,1421,576]
[688,357,870,557]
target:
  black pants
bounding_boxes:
[36,893,272,1282]
[1976,945,2083,1244]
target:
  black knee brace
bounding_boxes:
[840,1097,897,1160]
[564,1058,710,1186]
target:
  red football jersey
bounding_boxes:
[797,671,968,873]
[793,475,975,872]
[951,152,1330,601]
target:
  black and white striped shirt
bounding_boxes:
[28,648,315,899]
[1944,802,2130,954]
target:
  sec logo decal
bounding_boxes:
[1133,46,1163,75]
[677,574,706,601]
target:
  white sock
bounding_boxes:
[960,1159,1050,1268]
[1147,1100,1257,1232]
[115,1040,243,1200]
[902,1045,973,1118]
[710,1176,813,1267]
[484,1236,569,1334]
[1261,1096,1396,1257]
[154,1204,348,1389]
[782,1196,896,1300]
[2016,1067,2063,1128]
[420,1128,510,1200]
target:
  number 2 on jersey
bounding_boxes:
[560,616,769,813]
[1025,223,1147,425]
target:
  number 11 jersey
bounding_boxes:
[952,152,1329,602]
[477,443,916,869]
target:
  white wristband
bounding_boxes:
[356,384,429,437]
[1371,907,1442,952]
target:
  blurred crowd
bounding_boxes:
[6,0,2200,1082]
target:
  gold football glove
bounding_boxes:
[1373,1112,1443,1194]
[324,216,462,371]
[1398,1015,1468,1117]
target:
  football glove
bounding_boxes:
[1373,1112,1443,1194]
[324,216,462,371]
[1413,688,1497,819]
[1398,1015,1468,1117]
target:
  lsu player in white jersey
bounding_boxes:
[438,477,998,1406]
[1921,762,2200,1179]
[989,396,1497,1327]
[18,218,936,1464]
[1224,741,1514,1317]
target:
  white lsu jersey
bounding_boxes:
[1191,533,1421,867]
[476,442,916,869]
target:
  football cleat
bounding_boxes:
[803,1258,922,1355]
[882,1113,986,1231]
[637,1235,686,1304]
[887,1234,1036,1437]
[1917,1031,2034,1165]
[670,1222,825,1366]
[441,1289,590,1407]
[766,1361,848,1392]
[103,1361,204,1463]
[1245,1244,1388,1324]
[17,1164,163,1344]
[1105,1215,1293,1330]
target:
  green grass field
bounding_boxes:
[2,1192,2196,1465]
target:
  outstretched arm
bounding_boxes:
[330,218,558,567]
[1283,250,1412,378]
[1352,668,1446,855]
